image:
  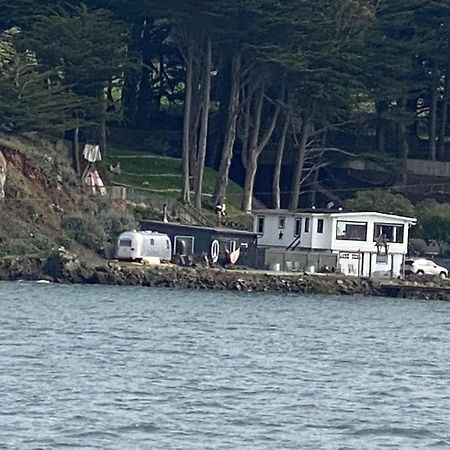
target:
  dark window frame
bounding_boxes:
[119,239,132,248]
[373,223,404,243]
[278,216,286,229]
[317,218,324,234]
[257,216,265,234]
[294,218,302,236]
[304,218,310,233]
[336,220,368,241]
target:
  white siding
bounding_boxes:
[253,210,415,277]
[330,215,410,255]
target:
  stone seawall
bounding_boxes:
[1,249,450,301]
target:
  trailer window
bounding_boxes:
[119,239,132,247]
[166,240,170,249]
[150,239,155,245]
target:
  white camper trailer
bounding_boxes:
[117,231,172,261]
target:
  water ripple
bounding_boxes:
[1,282,450,449]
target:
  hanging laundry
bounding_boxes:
[83,144,102,162]
[85,169,106,195]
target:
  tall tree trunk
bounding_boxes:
[272,110,290,209]
[194,38,212,211]
[136,18,153,129]
[376,100,388,152]
[189,76,202,176]
[213,52,241,204]
[99,95,107,157]
[429,64,439,160]
[438,75,449,159]
[242,158,258,213]
[310,167,320,207]
[181,42,194,204]
[241,86,280,212]
[73,127,80,176]
[122,18,143,128]
[289,115,311,209]
[398,97,410,184]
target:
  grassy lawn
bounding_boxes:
[101,146,245,214]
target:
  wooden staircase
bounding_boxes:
[178,202,216,227]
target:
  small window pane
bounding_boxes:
[294,218,301,236]
[119,239,132,247]
[304,218,310,233]
[278,216,286,229]
[317,219,324,233]
[257,216,265,234]
[374,223,404,243]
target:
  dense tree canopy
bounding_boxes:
[1,0,450,210]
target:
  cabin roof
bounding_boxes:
[252,209,416,223]
[139,220,258,237]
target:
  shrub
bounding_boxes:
[343,190,415,217]
[61,214,106,250]
[99,210,136,242]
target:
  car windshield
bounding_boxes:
[404,260,414,266]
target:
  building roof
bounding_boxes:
[252,209,416,223]
[253,208,341,215]
[140,219,258,237]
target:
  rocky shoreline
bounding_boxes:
[1,248,450,301]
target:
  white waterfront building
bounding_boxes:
[253,209,417,277]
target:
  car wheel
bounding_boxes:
[440,272,447,279]
[417,270,424,276]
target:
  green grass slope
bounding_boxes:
[101,146,245,214]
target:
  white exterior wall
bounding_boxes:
[299,215,312,248]
[255,213,335,250]
[329,215,410,254]
[253,210,415,277]
[254,213,300,248]
[309,216,333,250]
[329,213,412,277]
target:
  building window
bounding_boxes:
[294,218,302,236]
[304,218,310,233]
[373,223,404,243]
[336,221,367,241]
[257,216,265,234]
[174,236,194,256]
[278,216,286,229]
[317,219,324,233]
[150,238,155,245]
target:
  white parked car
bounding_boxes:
[400,258,448,278]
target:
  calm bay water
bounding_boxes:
[1,282,450,449]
